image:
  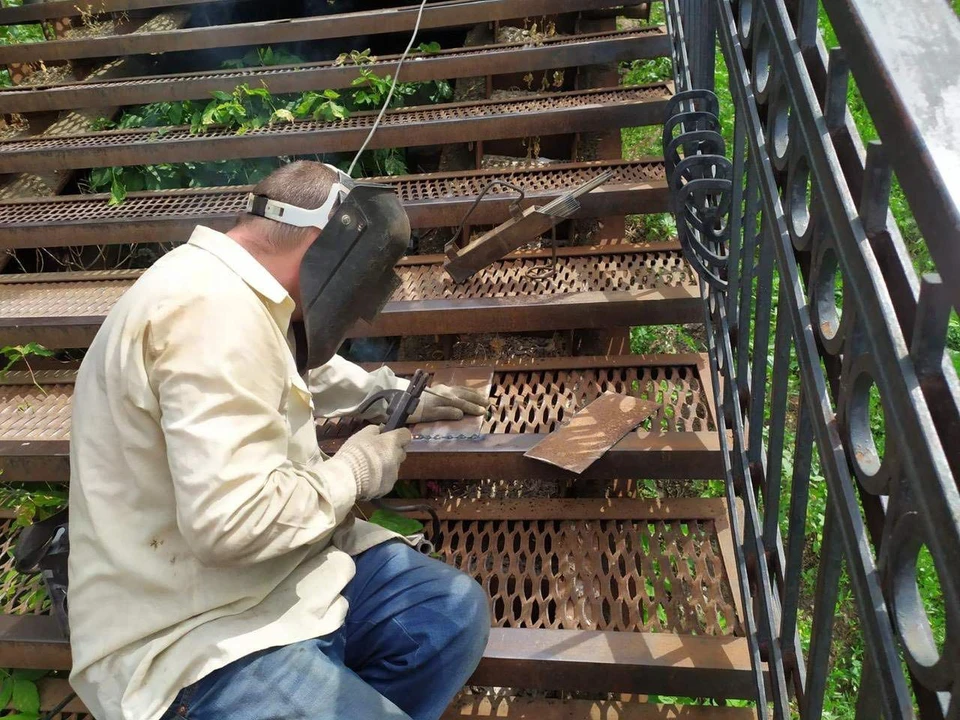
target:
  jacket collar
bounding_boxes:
[187,225,292,307]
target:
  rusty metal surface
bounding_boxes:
[473,628,755,697]
[0,159,668,250]
[0,0,631,64]
[0,28,669,114]
[0,85,671,173]
[414,367,494,439]
[524,393,659,474]
[398,497,741,636]
[442,693,757,719]
[0,245,699,347]
[0,0,237,24]
[0,357,722,481]
[0,498,741,681]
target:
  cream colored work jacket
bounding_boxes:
[67,226,406,720]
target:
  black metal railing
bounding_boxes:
[665,0,960,716]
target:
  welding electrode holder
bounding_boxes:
[354,370,442,547]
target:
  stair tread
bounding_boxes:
[0,355,721,481]
[0,0,631,65]
[0,85,671,173]
[0,27,668,114]
[0,243,698,347]
[444,692,757,719]
[0,159,668,249]
[0,498,751,697]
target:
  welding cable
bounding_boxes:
[41,690,77,720]
[347,0,431,176]
[449,180,527,250]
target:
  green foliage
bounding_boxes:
[415,41,442,54]
[86,47,457,201]
[221,46,304,70]
[368,510,424,536]
[0,668,45,720]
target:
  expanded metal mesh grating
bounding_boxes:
[0,246,687,318]
[0,86,668,153]
[429,516,738,635]
[317,363,714,438]
[484,365,713,434]
[0,160,664,226]
[0,373,74,442]
[3,28,663,95]
[394,250,695,301]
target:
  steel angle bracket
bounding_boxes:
[442,170,614,284]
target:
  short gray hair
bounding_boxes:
[234,161,339,248]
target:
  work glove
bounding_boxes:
[408,384,488,423]
[334,425,413,500]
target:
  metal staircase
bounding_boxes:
[0,0,957,717]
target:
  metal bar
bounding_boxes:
[0,159,669,250]
[818,0,960,313]
[0,85,671,173]
[0,28,670,114]
[0,0,634,64]
[763,282,791,549]
[0,432,725,483]
[368,496,732,521]
[779,385,814,660]
[801,505,843,718]
[474,629,757,698]
[0,0,244,24]
[746,216,775,468]
[678,0,716,91]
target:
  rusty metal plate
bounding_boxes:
[414,367,494,440]
[524,393,658,474]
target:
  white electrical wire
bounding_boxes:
[347,0,431,176]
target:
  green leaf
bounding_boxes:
[368,510,423,536]
[18,342,53,358]
[0,675,14,708]
[11,678,39,713]
[109,176,127,206]
[210,90,233,103]
[271,108,296,124]
[416,41,441,54]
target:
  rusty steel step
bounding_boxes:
[0,243,699,348]
[0,27,669,114]
[0,355,721,483]
[442,694,757,719]
[0,0,635,65]
[20,679,761,720]
[0,498,755,698]
[0,159,668,250]
[0,84,671,173]
[0,0,250,25]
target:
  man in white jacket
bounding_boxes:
[67,161,490,720]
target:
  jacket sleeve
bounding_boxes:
[306,354,409,420]
[146,288,367,567]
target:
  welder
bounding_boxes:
[66,160,491,720]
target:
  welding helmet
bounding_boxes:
[245,164,411,371]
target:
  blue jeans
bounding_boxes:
[162,541,490,720]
